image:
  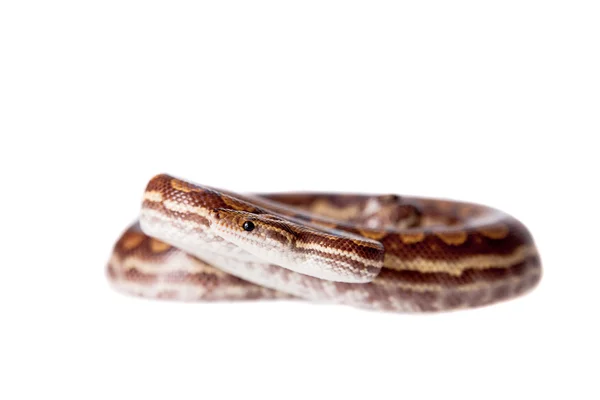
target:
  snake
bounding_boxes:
[107,174,542,312]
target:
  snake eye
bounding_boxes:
[242,221,255,232]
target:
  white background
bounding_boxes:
[1,1,598,399]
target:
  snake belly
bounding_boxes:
[107,174,541,312]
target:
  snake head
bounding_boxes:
[211,208,383,283]
[139,174,383,284]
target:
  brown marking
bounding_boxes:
[150,238,171,253]
[121,232,145,250]
[379,254,540,287]
[478,224,510,240]
[221,195,259,213]
[436,231,468,246]
[300,248,382,276]
[170,178,202,193]
[400,232,425,244]
[349,238,384,251]
[263,227,294,245]
[383,245,539,275]
[358,229,387,241]
[142,199,211,227]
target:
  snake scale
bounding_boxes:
[107,174,541,312]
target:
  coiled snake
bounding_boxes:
[107,175,541,312]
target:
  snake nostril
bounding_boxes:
[212,208,228,220]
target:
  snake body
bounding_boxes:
[107,174,541,312]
